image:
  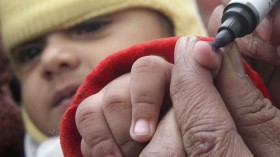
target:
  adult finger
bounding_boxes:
[208,1,277,42]
[207,5,223,38]
[235,32,280,65]
[196,0,222,27]
[215,43,280,156]
[171,36,253,156]
[208,5,280,65]
[129,56,172,142]
[140,109,186,157]
[75,90,122,157]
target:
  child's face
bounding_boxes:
[12,9,173,135]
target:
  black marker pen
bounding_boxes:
[214,0,279,49]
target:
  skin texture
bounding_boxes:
[171,37,253,156]
[207,3,280,107]
[171,36,280,156]
[12,9,173,136]
[205,2,280,156]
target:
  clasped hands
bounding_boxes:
[74,35,280,157]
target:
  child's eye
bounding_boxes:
[14,45,42,64]
[71,21,110,37]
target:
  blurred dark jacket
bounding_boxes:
[0,39,25,157]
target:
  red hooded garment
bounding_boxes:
[60,37,272,157]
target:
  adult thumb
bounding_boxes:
[215,43,280,156]
[170,36,253,156]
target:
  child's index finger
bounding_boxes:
[129,55,172,143]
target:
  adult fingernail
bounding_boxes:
[222,43,246,77]
[133,118,151,135]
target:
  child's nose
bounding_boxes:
[40,33,81,80]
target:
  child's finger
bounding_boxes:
[129,55,172,142]
[102,74,145,156]
[80,139,92,157]
[75,91,123,157]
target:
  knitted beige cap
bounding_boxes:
[0,0,205,55]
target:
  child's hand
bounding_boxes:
[75,55,176,156]
[73,35,221,156]
[75,74,142,156]
[74,36,222,157]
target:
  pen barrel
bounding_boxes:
[221,3,256,37]
[227,0,279,22]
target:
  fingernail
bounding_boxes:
[133,118,151,135]
[222,43,246,77]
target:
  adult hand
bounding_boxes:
[208,1,280,109]
[75,55,186,156]
[171,36,280,156]
[208,2,280,65]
